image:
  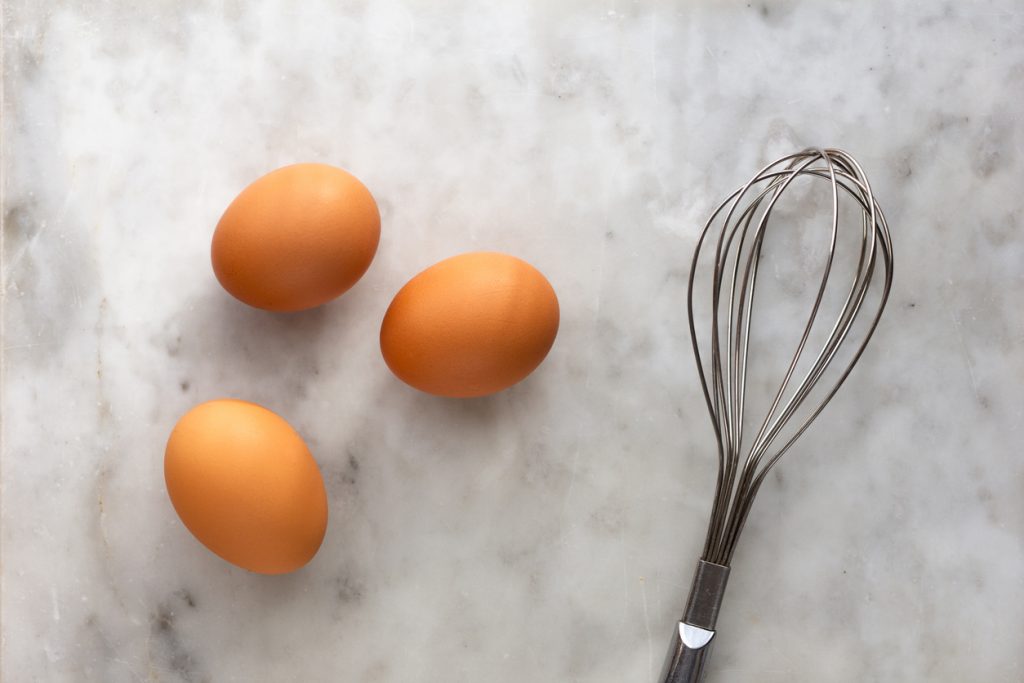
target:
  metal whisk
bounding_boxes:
[658,148,894,683]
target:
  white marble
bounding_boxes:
[3,1,1023,681]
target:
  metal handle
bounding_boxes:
[658,622,716,683]
[657,560,730,683]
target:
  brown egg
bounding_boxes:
[212,163,380,312]
[380,252,559,397]
[164,399,328,574]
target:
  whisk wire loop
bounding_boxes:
[687,148,893,566]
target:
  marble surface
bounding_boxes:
[3,1,1023,681]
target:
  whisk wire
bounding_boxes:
[686,148,893,565]
[737,158,838,471]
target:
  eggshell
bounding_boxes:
[164,399,328,574]
[212,163,380,312]
[380,252,559,397]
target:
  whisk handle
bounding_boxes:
[657,560,730,683]
[658,622,715,683]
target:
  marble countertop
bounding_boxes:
[3,1,1022,681]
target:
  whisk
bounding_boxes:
[658,148,894,683]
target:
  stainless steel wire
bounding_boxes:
[686,147,894,566]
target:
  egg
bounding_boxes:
[164,399,328,574]
[211,163,380,312]
[380,251,559,397]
